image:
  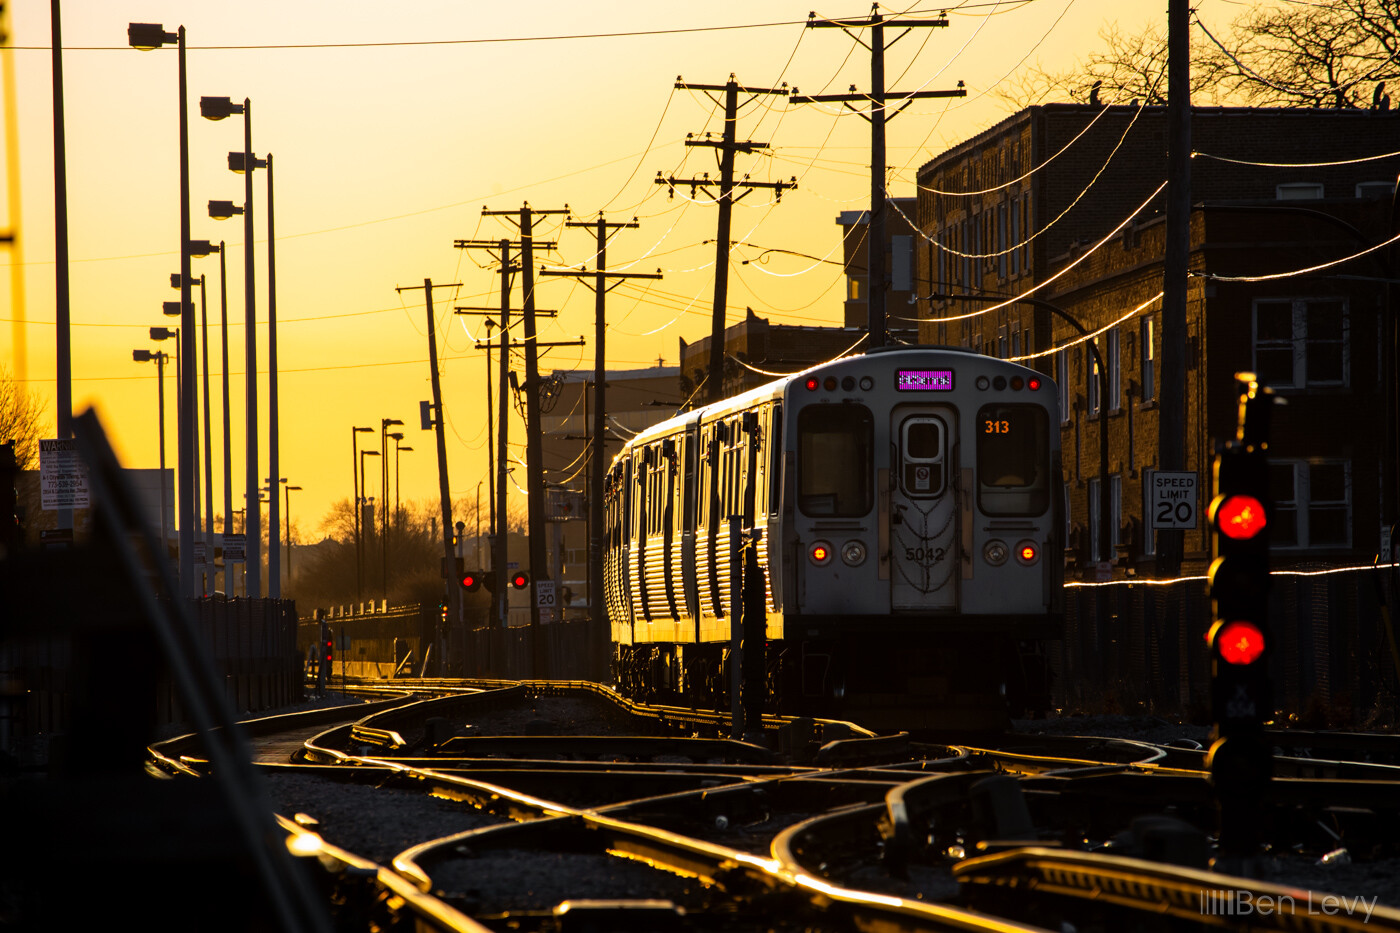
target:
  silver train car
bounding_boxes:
[603,346,1064,730]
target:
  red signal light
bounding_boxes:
[805,377,819,391]
[1028,377,1042,391]
[808,541,833,565]
[1020,544,1037,562]
[1214,494,1267,540]
[1214,620,1266,665]
[510,571,530,589]
[460,571,481,592]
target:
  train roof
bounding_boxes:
[619,345,1039,452]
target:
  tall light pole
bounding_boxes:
[132,349,169,544]
[201,94,265,597]
[217,240,233,595]
[170,243,218,593]
[281,480,300,588]
[389,431,411,595]
[350,426,373,604]
[265,154,282,598]
[129,22,196,597]
[359,448,380,605]
[380,418,403,602]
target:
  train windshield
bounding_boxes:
[976,403,1049,515]
[798,404,873,517]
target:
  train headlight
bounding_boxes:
[808,541,834,565]
[1016,540,1039,565]
[983,539,1009,566]
[840,540,867,566]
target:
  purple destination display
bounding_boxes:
[896,369,954,391]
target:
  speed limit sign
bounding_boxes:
[535,579,556,609]
[1149,471,1199,530]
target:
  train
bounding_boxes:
[603,346,1064,731]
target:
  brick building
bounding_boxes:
[914,105,1400,576]
[677,307,861,400]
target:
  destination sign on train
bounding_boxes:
[896,369,954,391]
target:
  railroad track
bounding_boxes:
[143,680,1400,931]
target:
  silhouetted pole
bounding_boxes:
[1159,0,1191,576]
[220,243,232,591]
[395,279,462,673]
[544,215,661,635]
[658,77,792,403]
[241,99,260,598]
[52,1,73,540]
[267,153,281,598]
[793,12,964,348]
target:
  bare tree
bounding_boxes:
[0,366,50,469]
[999,3,1400,110]
[1217,0,1400,108]
[997,22,1223,108]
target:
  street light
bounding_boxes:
[132,349,170,548]
[129,21,197,598]
[172,252,221,594]
[282,481,302,587]
[380,418,403,602]
[389,431,412,595]
[351,426,373,603]
[360,449,380,605]
[201,93,267,598]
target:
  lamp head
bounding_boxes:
[228,151,267,174]
[132,349,156,362]
[383,418,404,428]
[127,23,176,50]
[208,200,244,220]
[161,301,186,317]
[187,239,217,257]
[150,326,177,341]
[199,96,244,120]
[387,432,404,442]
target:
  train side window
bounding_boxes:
[976,403,1049,515]
[797,404,874,517]
[769,404,783,515]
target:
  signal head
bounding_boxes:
[1211,493,1267,540]
[510,571,530,589]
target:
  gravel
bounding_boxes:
[262,771,503,866]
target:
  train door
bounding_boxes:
[889,407,958,612]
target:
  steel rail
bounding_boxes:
[952,847,1400,932]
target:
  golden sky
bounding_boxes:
[1,0,1172,538]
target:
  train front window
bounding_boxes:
[977,404,1049,515]
[798,404,873,517]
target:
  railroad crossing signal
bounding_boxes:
[1205,372,1276,860]
[460,570,483,592]
[510,570,530,590]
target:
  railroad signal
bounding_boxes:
[1205,373,1276,861]
[510,570,530,590]
[460,570,483,592]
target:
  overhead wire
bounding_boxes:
[1191,229,1400,283]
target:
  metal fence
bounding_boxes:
[1054,565,1400,726]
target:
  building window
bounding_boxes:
[1253,298,1348,389]
[1110,473,1122,551]
[1021,192,1031,270]
[1269,459,1351,549]
[1086,345,1100,415]
[997,324,1008,359]
[1010,322,1021,358]
[1056,348,1070,423]
[1087,478,1100,561]
[997,202,1008,280]
[1106,329,1121,412]
[1009,199,1020,277]
[1140,469,1157,555]
[1276,182,1324,200]
[1140,317,1155,402]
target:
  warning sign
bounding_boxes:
[39,438,90,510]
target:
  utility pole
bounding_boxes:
[394,278,462,675]
[456,227,582,658]
[657,76,793,404]
[791,8,965,349]
[1159,0,1191,577]
[481,205,572,677]
[542,214,662,642]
